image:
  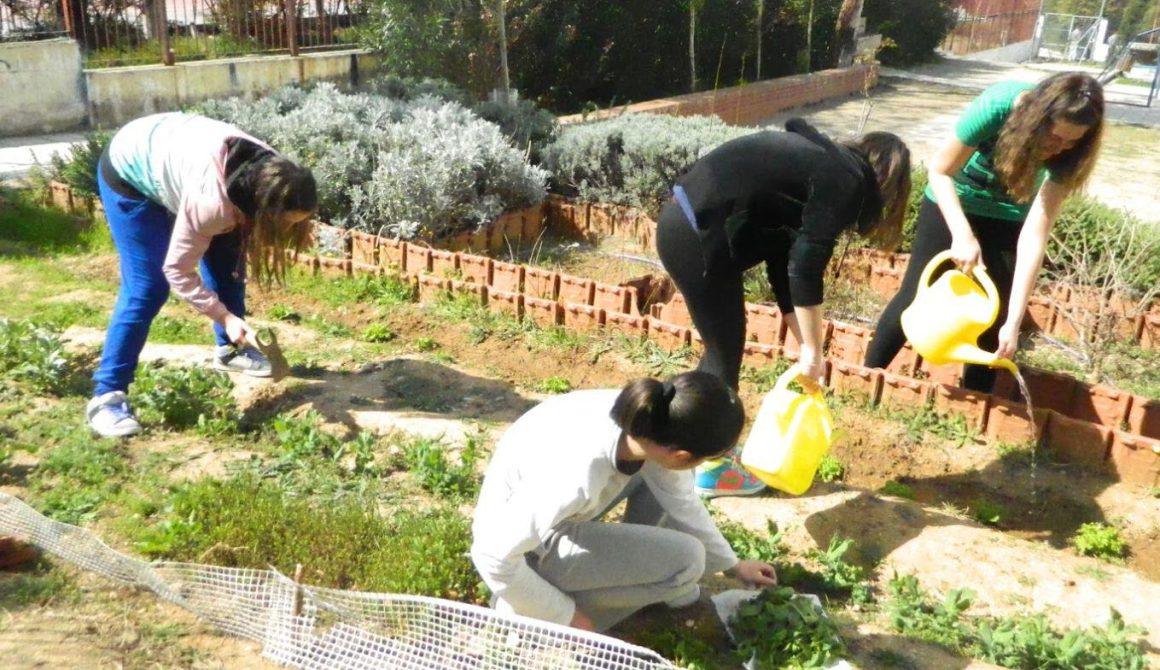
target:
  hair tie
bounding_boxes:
[661,381,677,404]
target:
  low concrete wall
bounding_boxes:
[86,49,382,129]
[955,40,1036,64]
[0,39,87,136]
[559,64,879,127]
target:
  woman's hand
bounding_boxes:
[726,560,778,587]
[222,313,257,346]
[569,608,596,631]
[794,356,825,395]
[950,233,984,276]
[995,321,1021,362]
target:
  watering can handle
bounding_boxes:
[773,365,823,399]
[919,250,1003,323]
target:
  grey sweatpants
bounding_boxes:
[528,477,730,631]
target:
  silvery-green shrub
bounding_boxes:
[541,113,748,214]
[195,84,546,239]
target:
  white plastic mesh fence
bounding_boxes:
[0,493,677,670]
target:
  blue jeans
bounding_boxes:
[92,169,246,395]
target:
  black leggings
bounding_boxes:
[656,201,756,390]
[864,198,1022,392]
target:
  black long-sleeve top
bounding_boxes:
[673,118,882,312]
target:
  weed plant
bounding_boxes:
[133,364,239,435]
[363,323,397,343]
[880,481,915,499]
[396,434,481,501]
[972,499,1006,526]
[0,318,78,396]
[817,454,846,483]
[1070,522,1127,562]
[885,574,1149,669]
[535,376,573,394]
[134,473,484,602]
[635,628,716,670]
[730,585,847,670]
[31,436,129,524]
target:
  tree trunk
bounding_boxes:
[835,0,862,67]
[497,0,511,97]
[689,1,697,92]
[755,0,763,80]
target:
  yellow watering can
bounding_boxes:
[740,367,834,495]
[900,250,1017,374]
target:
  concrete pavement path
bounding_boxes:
[0,131,86,181]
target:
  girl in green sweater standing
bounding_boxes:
[865,72,1104,392]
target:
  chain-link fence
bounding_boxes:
[1038,13,1103,61]
[0,492,678,670]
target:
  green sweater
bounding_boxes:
[924,80,1052,221]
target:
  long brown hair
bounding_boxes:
[246,157,317,286]
[843,132,912,252]
[994,72,1104,203]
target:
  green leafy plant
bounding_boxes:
[972,499,1006,526]
[535,375,573,394]
[885,574,976,652]
[730,586,847,669]
[880,480,915,499]
[1070,522,1127,562]
[636,628,717,670]
[133,364,239,435]
[270,410,342,462]
[268,304,302,322]
[714,515,788,565]
[397,435,481,500]
[363,323,397,343]
[0,318,76,395]
[47,132,110,198]
[816,454,846,483]
[808,535,872,604]
[415,336,439,352]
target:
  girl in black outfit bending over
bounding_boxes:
[657,118,911,497]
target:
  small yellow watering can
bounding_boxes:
[900,250,1017,374]
[740,367,834,495]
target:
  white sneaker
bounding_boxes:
[214,344,272,377]
[86,391,141,437]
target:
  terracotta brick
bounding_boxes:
[658,293,694,328]
[1019,367,1078,415]
[558,274,595,305]
[744,303,783,345]
[1043,412,1112,469]
[592,282,632,315]
[487,289,522,320]
[317,256,351,276]
[404,245,432,275]
[416,274,447,304]
[870,267,903,297]
[828,322,872,364]
[880,372,933,409]
[828,361,882,403]
[50,181,72,211]
[933,383,990,431]
[1069,383,1132,429]
[886,343,920,377]
[588,203,614,236]
[986,397,1049,446]
[447,279,487,306]
[1141,314,1160,349]
[1128,396,1160,439]
[351,261,378,276]
[379,238,406,271]
[604,312,648,339]
[490,261,524,294]
[991,368,1019,402]
[647,319,692,352]
[916,359,962,388]
[457,254,492,285]
[1108,432,1160,487]
[563,303,604,332]
[490,211,525,252]
[429,249,459,278]
[742,342,780,369]
[548,198,588,240]
[522,267,559,300]
[524,296,563,329]
[1023,296,1055,333]
[521,202,547,242]
[350,231,377,265]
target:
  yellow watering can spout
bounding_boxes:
[900,250,1016,373]
[740,367,834,495]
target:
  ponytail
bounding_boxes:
[610,371,744,458]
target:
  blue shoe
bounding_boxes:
[694,452,766,498]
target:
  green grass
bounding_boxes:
[288,271,415,310]
[0,564,79,609]
[149,314,208,345]
[0,188,111,256]
[132,473,484,601]
[971,499,1005,526]
[880,480,916,500]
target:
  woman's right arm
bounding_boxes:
[927,138,984,273]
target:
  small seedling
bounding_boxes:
[1148,486,1160,499]
[536,376,573,394]
[133,364,238,435]
[879,480,915,499]
[731,586,846,669]
[636,628,716,670]
[415,336,439,352]
[971,499,1005,526]
[398,435,481,500]
[817,454,845,483]
[1070,522,1127,562]
[268,304,302,322]
[362,323,397,343]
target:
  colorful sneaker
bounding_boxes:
[694,452,766,498]
[86,391,141,438]
[214,344,272,377]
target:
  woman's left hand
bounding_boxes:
[996,322,1020,361]
[728,560,778,587]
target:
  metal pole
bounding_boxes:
[497,0,510,97]
[286,0,299,57]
